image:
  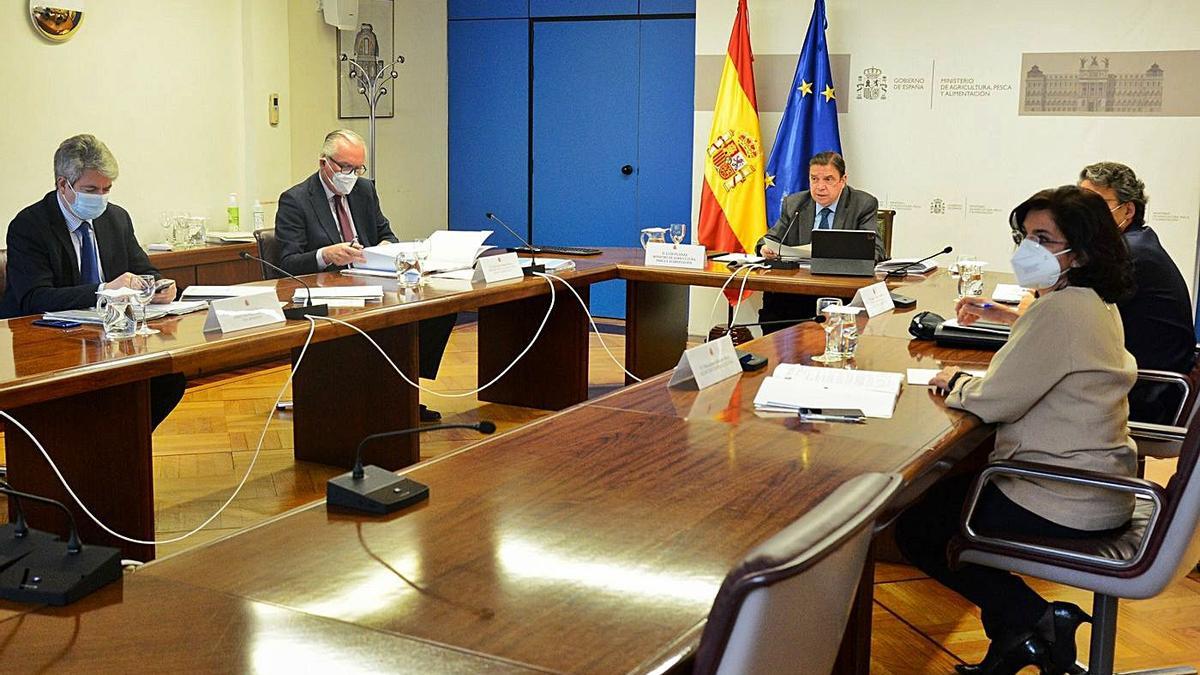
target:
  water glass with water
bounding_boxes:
[395,248,422,289]
[957,260,984,298]
[186,216,207,249]
[812,297,844,363]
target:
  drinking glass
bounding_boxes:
[839,307,862,359]
[950,253,972,278]
[957,260,984,298]
[412,239,431,286]
[669,223,686,246]
[812,297,844,363]
[173,213,191,248]
[134,275,160,335]
[395,247,422,289]
[186,216,207,249]
[160,211,180,247]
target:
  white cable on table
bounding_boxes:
[0,318,321,548]
[310,274,557,397]
[535,271,642,383]
[705,262,766,339]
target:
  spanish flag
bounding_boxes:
[697,0,766,255]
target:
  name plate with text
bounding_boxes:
[203,291,286,333]
[850,281,895,318]
[473,253,524,283]
[644,242,707,270]
[668,334,742,390]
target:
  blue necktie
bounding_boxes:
[79,221,100,284]
[817,207,832,230]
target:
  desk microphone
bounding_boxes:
[0,484,121,605]
[884,246,953,278]
[730,315,826,330]
[327,421,497,515]
[239,251,330,320]
[486,212,544,275]
[762,203,806,270]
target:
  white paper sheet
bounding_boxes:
[905,368,987,386]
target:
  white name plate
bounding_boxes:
[473,252,524,283]
[850,281,895,318]
[644,242,706,270]
[668,334,742,390]
[203,291,286,333]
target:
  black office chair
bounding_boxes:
[252,228,285,280]
[951,415,1200,674]
[691,472,902,675]
[875,209,895,260]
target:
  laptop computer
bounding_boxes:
[810,230,877,276]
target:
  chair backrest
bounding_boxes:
[0,248,7,300]
[1138,412,1200,596]
[692,473,902,675]
[252,228,284,280]
[875,210,895,259]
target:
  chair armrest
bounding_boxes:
[1135,369,1190,425]
[960,460,1167,569]
[1129,421,1187,444]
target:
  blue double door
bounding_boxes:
[448,14,694,318]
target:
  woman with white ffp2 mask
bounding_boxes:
[900,186,1138,675]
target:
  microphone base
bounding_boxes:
[762,259,802,270]
[0,524,60,569]
[327,467,430,515]
[284,303,329,321]
[522,263,546,276]
[0,540,122,606]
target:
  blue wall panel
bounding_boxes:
[448,0,528,20]
[636,18,695,236]
[533,20,640,317]
[530,0,637,17]
[447,20,530,247]
[639,0,695,14]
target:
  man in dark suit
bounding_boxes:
[1079,161,1195,424]
[0,134,185,429]
[754,152,882,331]
[275,129,455,421]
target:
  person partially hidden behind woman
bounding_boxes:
[957,162,1193,424]
[897,186,1137,675]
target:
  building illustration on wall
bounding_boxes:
[1023,56,1163,113]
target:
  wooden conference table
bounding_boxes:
[0,250,921,562]
[0,265,1001,673]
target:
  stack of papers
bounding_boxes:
[45,308,168,324]
[875,258,939,274]
[992,284,1029,304]
[759,239,811,262]
[752,364,904,419]
[712,252,766,264]
[156,300,208,316]
[942,318,1011,335]
[182,286,277,300]
[521,257,575,272]
[354,230,493,274]
[206,231,256,243]
[906,368,987,386]
[291,286,384,304]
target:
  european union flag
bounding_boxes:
[764,0,842,226]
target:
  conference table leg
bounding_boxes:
[292,323,420,471]
[624,280,689,383]
[5,379,156,562]
[477,287,590,410]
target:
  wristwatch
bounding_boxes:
[947,371,974,392]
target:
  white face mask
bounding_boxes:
[324,160,358,195]
[1010,238,1072,289]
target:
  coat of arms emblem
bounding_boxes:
[707,131,760,191]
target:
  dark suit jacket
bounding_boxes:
[756,185,883,261]
[0,191,158,319]
[274,172,398,276]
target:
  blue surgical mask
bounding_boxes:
[66,181,109,220]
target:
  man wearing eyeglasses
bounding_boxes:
[274,129,456,421]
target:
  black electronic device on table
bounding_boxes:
[890,292,917,308]
[738,352,768,372]
[509,245,602,257]
[809,230,877,276]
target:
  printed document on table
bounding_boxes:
[759,239,812,261]
[292,286,383,302]
[753,364,904,418]
[906,368,987,386]
[355,230,494,273]
[182,286,276,300]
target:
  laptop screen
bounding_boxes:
[812,230,875,260]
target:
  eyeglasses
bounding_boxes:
[1010,229,1069,248]
[324,156,367,177]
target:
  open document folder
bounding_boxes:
[752,363,903,419]
[759,239,811,263]
[353,230,493,274]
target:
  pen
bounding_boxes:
[799,413,867,424]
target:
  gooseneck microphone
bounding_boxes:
[0,483,122,605]
[884,245,953,278]
[239,251,330,320]
[486,212,544,275]
[730,315,827,330]
[327,421,497,514]
[762,203,806,270]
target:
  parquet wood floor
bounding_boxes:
[1,320,1197,672]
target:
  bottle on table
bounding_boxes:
[227,193,240,231]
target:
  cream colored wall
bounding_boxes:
[0,0,447,252]
[287,0,449,240]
